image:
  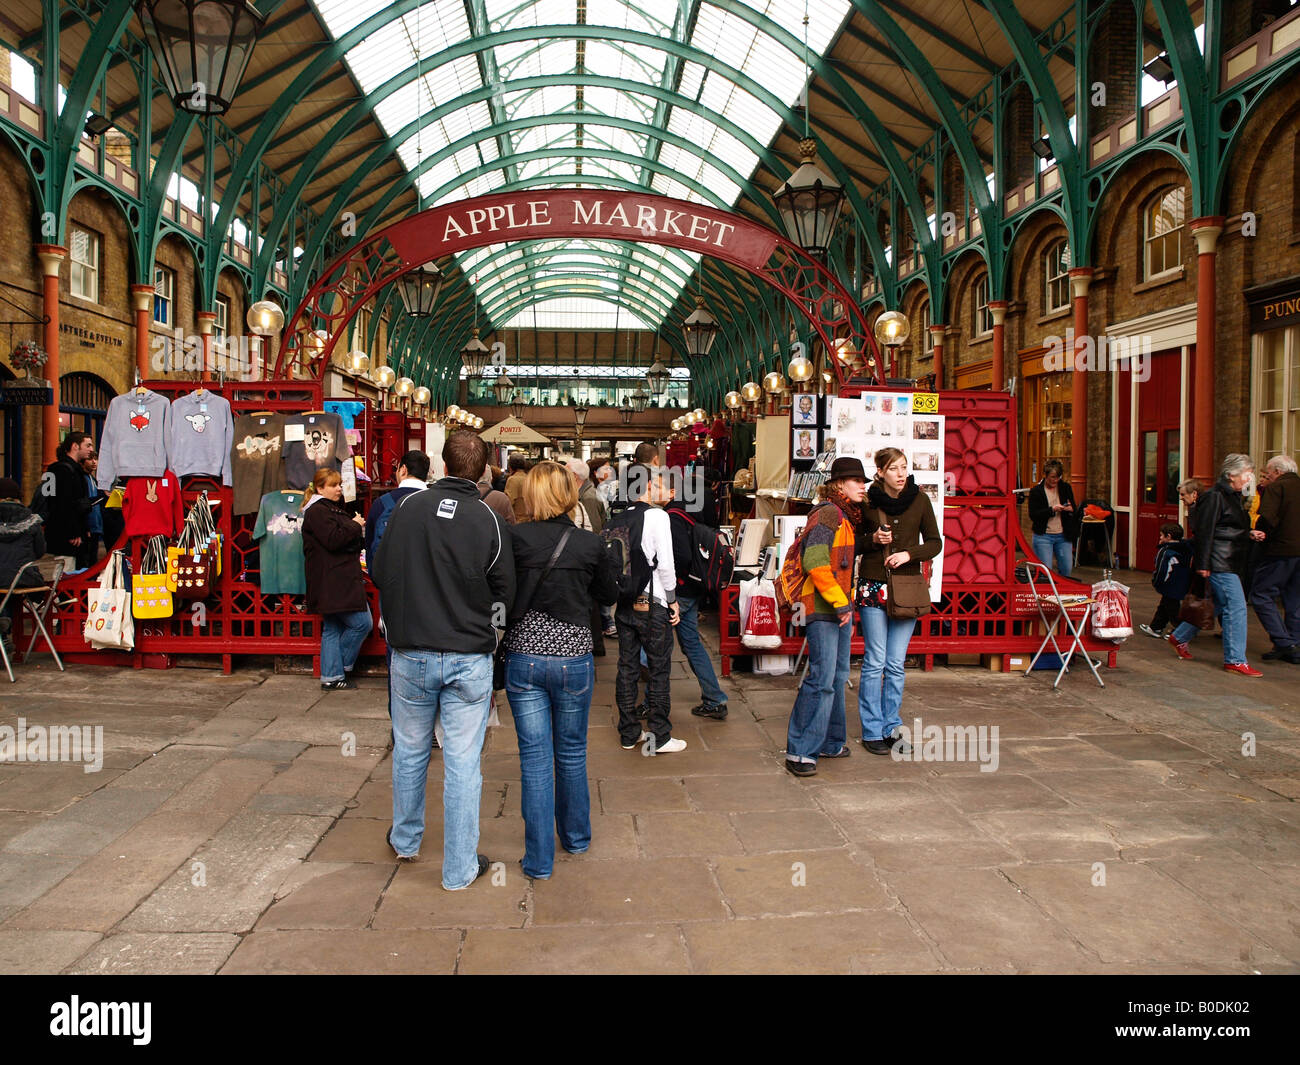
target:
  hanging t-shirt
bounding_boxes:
[283,412,350,490]
[122,471,184,538]
[231,412,287,516]
[169,390,234,484]
[251,490,307,595]
[324,401,365,431]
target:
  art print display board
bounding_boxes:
[830,391,946,598]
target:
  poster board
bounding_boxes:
[830,390,946,599]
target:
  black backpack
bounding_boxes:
[669,509,733,599]
[602,503,653,604]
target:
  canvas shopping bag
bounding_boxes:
[85,550,134,651]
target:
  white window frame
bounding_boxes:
[153,265,175,326]
[1251,325,1300,465]
[69,227,99,303]
[972,274,993,338]
[1044,240,1071,314]
[1144,186,1185,281]
[213,295,230,343]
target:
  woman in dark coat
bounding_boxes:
[1027,458,1078,577]
[301,468,372,691]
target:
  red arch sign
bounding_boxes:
[275,189,883,385]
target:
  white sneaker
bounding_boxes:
[621,730,651,750]
[1138,624,1162,639]
[654,737,688,754]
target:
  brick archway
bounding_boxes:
[275,189,883,386]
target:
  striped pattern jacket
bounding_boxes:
[799,502,856,619]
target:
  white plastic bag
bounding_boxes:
[740,575,783,650]
[84,550,134,651]
[1091,577,1133,641]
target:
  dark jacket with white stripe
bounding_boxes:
[372,476,515,654]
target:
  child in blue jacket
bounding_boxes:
[1139,522,1192,637]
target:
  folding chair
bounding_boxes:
[0,559,66,683]
[1022,560,1103,689]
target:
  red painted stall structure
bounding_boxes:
[716,388,1119,675]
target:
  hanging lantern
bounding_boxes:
[493,371,514,404]
[873,310,911,349]
[374,365,396,389]
[412,385,431,407]
[137,0,266,117]
[574,403,590,431]
[245,299,283,336]
[509,394,526,420]
[724,390,742,409]
[394,376,415,397]
[629,387,651,413]
[397,262,442,318]
[645,357,671,396]
[682,296,718,358]
[346,349,370,374]
[461,329,491,376]
[763,370,787,395]
[772,138,846,258]
[618,400,634,425]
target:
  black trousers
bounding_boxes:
[615,602,674,745]
[1149,595,1182,631]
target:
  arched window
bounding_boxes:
[972,274,992,337]
[1144,186,1185,280]
[1044,239,1070,313]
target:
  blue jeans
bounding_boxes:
[858,605,916,741]
[1172,571,1248,664]
[505,652,594,878]
[390,648,493,890]
[785,617,850,763]
[320,608,373,682]
[1249,556,1300,649]
[675,594,726,706]
[1032,532,1073,578]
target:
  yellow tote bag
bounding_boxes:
[132,536,174,619]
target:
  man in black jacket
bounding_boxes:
[1251,455,1300,663]
[33,431,93,560]
[372,431,515,890]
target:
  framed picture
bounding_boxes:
[792,426,817,460]
[791,394,818,425]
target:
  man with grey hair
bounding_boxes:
[1250,454,1300,663]
[560,457,593,531]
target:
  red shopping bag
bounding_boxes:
[1091,578,1133,641]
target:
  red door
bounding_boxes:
[1134,349,1182,571]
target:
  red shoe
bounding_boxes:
[1224,662,1263,677]
[1167,634,1192,660]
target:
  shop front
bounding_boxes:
[1247,276,1300,465]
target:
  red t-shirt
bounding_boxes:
[123,471,184,538]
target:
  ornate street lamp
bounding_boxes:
[493,370,514,404]
[461,328,491,376]
[397,262,443,318]
[137,0,266,116]
[509,394,526,420]
[773,139,845,258]
[682,296,718,358]
[574,402,590,432]
[629,386,651,413]
[645,357,671,396]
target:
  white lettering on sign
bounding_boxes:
[443,200,553,241]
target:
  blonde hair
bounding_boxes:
[523,461,578,522]
[301,468,342,509]
[873,447,907,484]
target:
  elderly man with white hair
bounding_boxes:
[1250,454,1300,663]
[560,457,594,531]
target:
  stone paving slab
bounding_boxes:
[220,929,460,975]
[68,932,241,975]
[530,857,727,925]
[460,925,690,974]
[372,860,529,929]
[0,930,102,974]
[712,850,888,917]
[255,863,394,930]
[635,812,745,858]
[730,809,846,852]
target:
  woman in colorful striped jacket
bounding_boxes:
[785,457,869,777]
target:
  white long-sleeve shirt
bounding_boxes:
[640,505,677,607]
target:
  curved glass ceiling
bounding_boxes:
[309,0,852,329]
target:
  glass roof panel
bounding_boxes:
[499,298,655,331]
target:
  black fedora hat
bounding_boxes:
[828,457,867,481]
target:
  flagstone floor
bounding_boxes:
[1,568,1297,974]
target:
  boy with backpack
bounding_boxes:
[603,464,685,753]
[1139,521,1192,638]
[666,468,732,721]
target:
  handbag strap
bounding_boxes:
[513,527,574,622]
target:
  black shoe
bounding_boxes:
[785,759,817,777]
[819,745,851,758]
[862,739,892,756]
[691,702,728,720]
[1285,646,1300,665]
[321,679,357,691]
[1262,645,1293,661]
[474,854,490,882]
[882,732,914,756]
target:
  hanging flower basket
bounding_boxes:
[11,339,48,381]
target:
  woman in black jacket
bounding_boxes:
[504,461,618,879]
[301,468,372,691]
[1027,459,1078,577]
